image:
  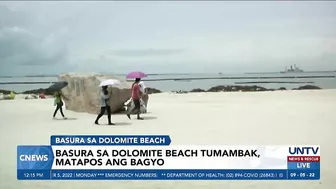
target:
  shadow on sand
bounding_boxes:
[114,122,132,126]
[53,117,78,121]
[141,116,158,120]
[98,122,132,126]
[113,111,153,115]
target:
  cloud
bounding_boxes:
[0,5,68,75]
[110,48,185,57]
[0,5,32,30]
[0,2,336,75]
[0,27,66,65]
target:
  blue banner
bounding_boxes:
[50,135,171,146]
[17,169,320,180]
[287,162,320,170]
[16,136,321,180]
[17,146,54,170]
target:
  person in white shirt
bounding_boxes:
[138,81,149,109]
[94,86,114,125]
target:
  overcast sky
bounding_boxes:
[0,1,335,76]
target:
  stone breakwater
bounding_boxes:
[162,84,321,94]
[0,84,321,95]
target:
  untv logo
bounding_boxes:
[288,147,319,155]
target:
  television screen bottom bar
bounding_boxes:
[17,169,320,180]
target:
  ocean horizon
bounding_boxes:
[0,72,336,93]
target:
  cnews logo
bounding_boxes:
[20,155,48,161]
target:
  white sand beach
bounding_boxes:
[0,90,335,189]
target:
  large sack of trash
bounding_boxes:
[124,98,147,114]
[2,91,16,100]
[25,94,38,100]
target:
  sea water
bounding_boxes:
[0,73,336,92]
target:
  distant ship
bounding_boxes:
[280,64,304,73]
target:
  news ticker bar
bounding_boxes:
[17,169,320,180]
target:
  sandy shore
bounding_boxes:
[0,90,335,189]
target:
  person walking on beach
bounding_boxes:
[53,90,68,119]
[126,78,143,120]
[139,81,149,111]
[95,86,115,125]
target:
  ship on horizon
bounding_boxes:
[280,64,304,73]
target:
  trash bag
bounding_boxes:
[124,98,147,114]
[39,93,46,99]
[3,92,15,100]
[9,91,15,99]
[25,95,33,100]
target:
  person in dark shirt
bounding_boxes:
[126,78,143,120]
[95,86,114,125]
